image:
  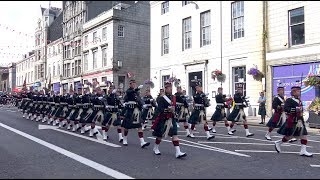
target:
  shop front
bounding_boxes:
[272,62,320,126]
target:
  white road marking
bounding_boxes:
[38,125,121,148]
[310,165,320,168]
[271,135,320,143]
[197,141,291,146]
[181,135,239,139]
[6,110,17,112]
[147,137,250,157]
[0,122,133,179]
[178,138,250,157]
[235,150,320,155]
[178,130,199,134]
[213,133,312,148]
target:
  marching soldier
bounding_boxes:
[79,84,93,134]
[265,83,286,140]
[57,90,69,128]
[87,85,105,137]
[30,90,39,121]
[151,82,187,158]
[141,89,156,130]
[102,85,124,141]
[47,91,57,124]
[65,85,77,130]
[121,79,150,148]
[188,83,214,140]
[174,86,191,136]
[227,87,254,137]
[72,85,84,132]
[210,87,234,134]
[275,82,312,157]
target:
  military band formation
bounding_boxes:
[1,77,312,159]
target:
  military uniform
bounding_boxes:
[121,79,150,148]
[151,82,187,158]
[275,83,312,157]
[265,85,286,140]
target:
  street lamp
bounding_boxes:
[189,1,199,9]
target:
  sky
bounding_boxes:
[0,1,62,66]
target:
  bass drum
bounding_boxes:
[303,110,309,122]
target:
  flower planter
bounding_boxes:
[211,69,226,82]
[247,66,264,81]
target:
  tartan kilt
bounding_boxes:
[258,106,266,116]
[80,108,94,123]
[67,108,79,121]
[53,106,64,118]
[103,112,121,126]
[121,108,142,129]
[266,112,284,128]
[26,102,34,114]
[176,106,188,122]
[152,113,178,138]
[188,109,206,124]
[49,106,57,117]
[277,120,308,136]
[141,108,154,121]
[227,108,246,122]
[211,107,226,121]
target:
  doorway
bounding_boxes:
[188,71,202,96]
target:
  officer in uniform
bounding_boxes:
[30,90,40,121]
[227,87,254,137]
[121,79,150,148]
[65,85,77,130]
[102,85,124,141]
[57,90,69,128]
[210,87,234,134]
[87,86,105,137]
[151,82,187,158]
[188,83,214,140]
[275,81,312,157]
[265,83,286,140]
[46,91,57,124]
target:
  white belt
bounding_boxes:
[127,101,137,104]
[76,103,82,105]
[60,103,68,105]
[106,105,116,108]
[235,103,243,105]
[55,103,60,105]
[216,103,224,106]
[195,104,204,107]
[94,105,104,108]
[83,103,91,105]
[176,102,183,105]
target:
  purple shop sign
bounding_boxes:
[272,62,320,108]
[53,83,60,93]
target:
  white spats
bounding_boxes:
[123,136,128,146]
[245,129,254,137]
[274,140,282,153]
[140,138,150,148]
[175,146,187,158]
[102,131,108,140]
[118,133,123,142]
[153,144,161,155]
[300,145,313,157]
[265,132,271,140]
[206,131,215,140]
[211,127,216,133]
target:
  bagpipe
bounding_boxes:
[201,93,211,107]
[242,96,250,107]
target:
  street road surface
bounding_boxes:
[0,106,320,179]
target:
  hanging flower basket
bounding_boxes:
[308,97,320,116]
[247,66,264,81]
[144,80,154,89]
[211,69,226,82]
[303,75,320,87]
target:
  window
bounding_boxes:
[233,66,246,97]
[161,1,169,14]
[31,71,33,82]
[64,45,67,59]
[161,25,169,55]
[183,17,192,50]
[182,1,190,6]
[102,77,107,83]
[72,63,75,76]
[102,48,107,67]
[76,60,81,75]
[102,27,107,40]
[118,25,124,37]
[84,35,88,47]
[92,50,97,69]
[53,63,56,77]
[231,1,244,40]
[200,11,211,47]
[57,64,60,76]
[67,63,71,77]
[93,31,97,43]
[289,7,304,46]
[162,75,170,88]
[67,45,71,58]
[84,53,88,71]
[77,40,81,55]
